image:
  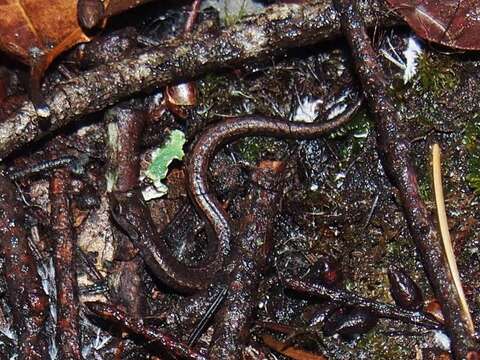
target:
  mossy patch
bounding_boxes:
[235,136,286,163]
[415,53,459,96]
[355,328,413,360]
[329,109,372,161]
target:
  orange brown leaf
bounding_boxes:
[262,334,327,360]
[0,0,90,66]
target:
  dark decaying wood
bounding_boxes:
[0,176,49,359]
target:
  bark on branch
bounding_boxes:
[0,0,395,159]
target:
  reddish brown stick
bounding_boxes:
[284,279,440,329]
[184,0,203,34]
[332,0,479,357]
[0,176,49,359]
[86,301,207,360]
[50,169,82,360]
[209,162,285,359]
[105,104,146,318]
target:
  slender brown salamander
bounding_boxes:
[110,96,363,293]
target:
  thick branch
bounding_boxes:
[0,0,394,159]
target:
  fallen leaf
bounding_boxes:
[386,0,480,50]
[0,0,90,74]
[261,334,327,360]
[0,0,154,108]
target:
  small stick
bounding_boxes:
[0,175,49,359]
[50,169,82,360]
[105,103,146,319]
[188,286,228,346]
[284,279,441,329]
[261,334,327,360]
[6,155,89,180]
[184,0,203,34]
[208,162,287,358]
[363,193,379,229]
[86,301,207,360]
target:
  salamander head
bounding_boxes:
[108,191,141,241]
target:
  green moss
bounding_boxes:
[223,0,248,26]
[463,116,480,194]
[329,109,371,141]
[415,54,459,96]
[198,74,233,108]
[385,235,417,271]
[355,329,413,360]
[235,136,284,163]
[418,180,431,201]
[329,110,372,164]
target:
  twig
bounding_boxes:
[0,0,395,159]
[284,279,441,329]
[363,193,379,229]
[86,301,207,360]
[50,169,82,360]
[261,334,327,360]
[208,162,286,359]
[105,103,146,320]
[188,286,228,346]
[7,155,89,180]
[0,176,49,359]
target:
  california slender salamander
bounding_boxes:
[111,97,363,293]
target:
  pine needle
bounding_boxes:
[432,143,475,334]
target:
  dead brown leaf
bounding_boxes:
[261,334,327,360]
[0,0,154,105]
[387,0,480,50]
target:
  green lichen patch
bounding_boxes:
[144,130,186,197]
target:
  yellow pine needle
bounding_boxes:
[432,143,475,334]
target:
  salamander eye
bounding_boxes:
[112,202,122,216]
[109,194,123,216]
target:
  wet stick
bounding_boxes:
[0,176,49,359]
[50,169,82,360]
[284,279,441,329]
[105,103,146,320]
